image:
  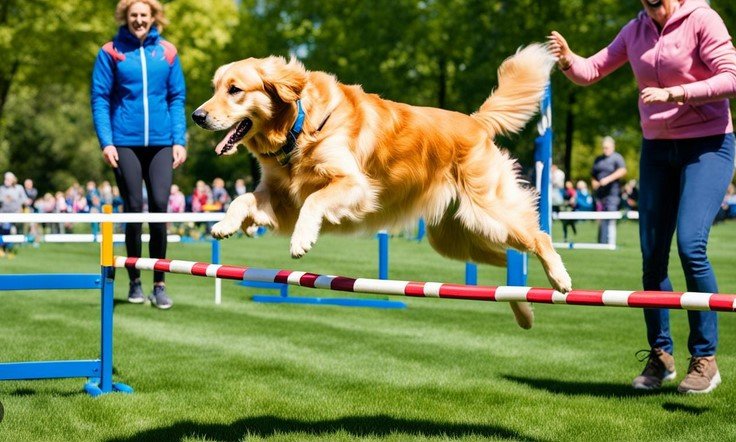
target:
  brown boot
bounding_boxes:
[632,348,676,390]
[677,356,721,394]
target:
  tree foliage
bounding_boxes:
[1,0,734,194]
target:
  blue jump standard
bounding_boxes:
[0,268,133,397]
[210,236,407,309]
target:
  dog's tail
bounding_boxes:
[471,44,555,137]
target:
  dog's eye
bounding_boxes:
[228,85,242,95]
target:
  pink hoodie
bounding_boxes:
[563,0,736,140]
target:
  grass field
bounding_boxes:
[1,221,736,441]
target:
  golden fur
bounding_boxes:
[193,44,572,329]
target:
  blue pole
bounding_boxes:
[506,251,528,286]
[465,262,478,285]
[378,231,388,279]
[534,85,553,234]
[507,86,551,286]
[211,239,220,265]
[416,217,426,242]
[99,266,114,393]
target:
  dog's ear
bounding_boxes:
[259,56,307,103]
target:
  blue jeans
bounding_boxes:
[639,133,735,357]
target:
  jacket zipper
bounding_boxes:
[139,44,149,146]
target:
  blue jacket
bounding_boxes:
[91,26,186,148]
[575,190,594,211]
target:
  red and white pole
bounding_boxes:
[115,257,736,312]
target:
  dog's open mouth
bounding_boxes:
[215,118,253,156]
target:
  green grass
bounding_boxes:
[1,221,736,441]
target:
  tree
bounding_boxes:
[0,0,110,186]
[163,0,247,193]
[2,1,733,194]
[0,0,110,122]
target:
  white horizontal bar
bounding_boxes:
[553,211,638,220]
[554,212,622,220]
[0,234,26,243]
[553,242,617,250]
[1,234,182,243]
[0,212,226,224]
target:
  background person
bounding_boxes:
[574,180,594,212]
[167,184,186,214]
[551,164,566,213]
[234,178,247,197]
[715,183,736,223]
[91,0,187,309]
[0,172,27,257]
[560,180,578,242]
[191,180,210,213]
[22,178,39,237]
[591,136,627,245]
[550,0,736,394]
[621,179,640,211]
[23,179,37,210]
[211,177,231,212]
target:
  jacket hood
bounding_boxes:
[637,0,710,27]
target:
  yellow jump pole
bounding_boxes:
[85,204,132,395]
[100,205,113,266]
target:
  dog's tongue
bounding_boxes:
[215,119,253,156]
[215,126,239,156]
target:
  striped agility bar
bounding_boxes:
[114,257,736,312]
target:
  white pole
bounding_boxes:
[215,278,222,305]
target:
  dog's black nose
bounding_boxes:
[191,109,208,126]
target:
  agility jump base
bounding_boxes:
[246,230,406,309]
[116,257,736,312]
[0,206,132,396]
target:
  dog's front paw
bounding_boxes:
[549,268,573,294]
[211,219,240,239]
[290,227,319,258]
[290,236,314,259]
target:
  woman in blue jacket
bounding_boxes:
[91,0,187,309]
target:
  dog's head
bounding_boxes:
[192,56,307,156]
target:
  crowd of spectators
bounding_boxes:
[551,165,638,215]
[0,171,256,252]
[4,163,736,252]
[1,172,254,218]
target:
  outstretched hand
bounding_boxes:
[547,31,573,70]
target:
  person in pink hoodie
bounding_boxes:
[549,0,736,394]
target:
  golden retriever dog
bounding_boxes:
[192,44,572,329]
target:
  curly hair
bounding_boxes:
[114,0,169,32]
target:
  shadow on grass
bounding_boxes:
[9,388,38,397]
[113,298,138,311]
[6,366,125,398]
[105,414,547,442]
[9,388,85,398]
[661,402,710,415]
[502,374,677,398]
[113,298,167,311]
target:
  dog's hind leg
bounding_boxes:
[426,215,507,266]
[507,228,572,294]
[427,213,533,329]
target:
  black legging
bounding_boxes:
[114,146,173,283]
